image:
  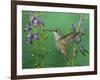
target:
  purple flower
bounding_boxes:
[26,33,39,45]
[31,16,44,28]
[24,23,32,32]
[33,33,39,40]
[32,16,37,21]
[26,33,34,45]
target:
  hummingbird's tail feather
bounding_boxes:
[61,50,67,58]
[61,49,70,64]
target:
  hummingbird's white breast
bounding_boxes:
[53,32,67,58]
[53,32,61,40]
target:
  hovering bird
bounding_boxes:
[53,29,78,59]
[43,28,78,61]
[43,26,88,63]
[26,32,39,45]
[43,16,89,65]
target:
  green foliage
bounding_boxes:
[22,11,89,69]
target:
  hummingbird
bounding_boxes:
[43,28,78,61]
[53,29,78,58]
[43,16,89,65]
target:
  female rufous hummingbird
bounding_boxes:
[43,28,78,62]
[43,17,89,64]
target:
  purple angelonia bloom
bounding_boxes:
[26,33,39,45]
[31,16,44,28]
[31,17,38,25]
[24,23,32,32]
[26,33,34,45]
[32,16,37,20]
[33,33,39,40]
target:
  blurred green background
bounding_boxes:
[22,11,89,69]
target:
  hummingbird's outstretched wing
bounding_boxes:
[59,31,80,42]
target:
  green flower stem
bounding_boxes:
[71,43,78,66]
[32,27,47,67]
